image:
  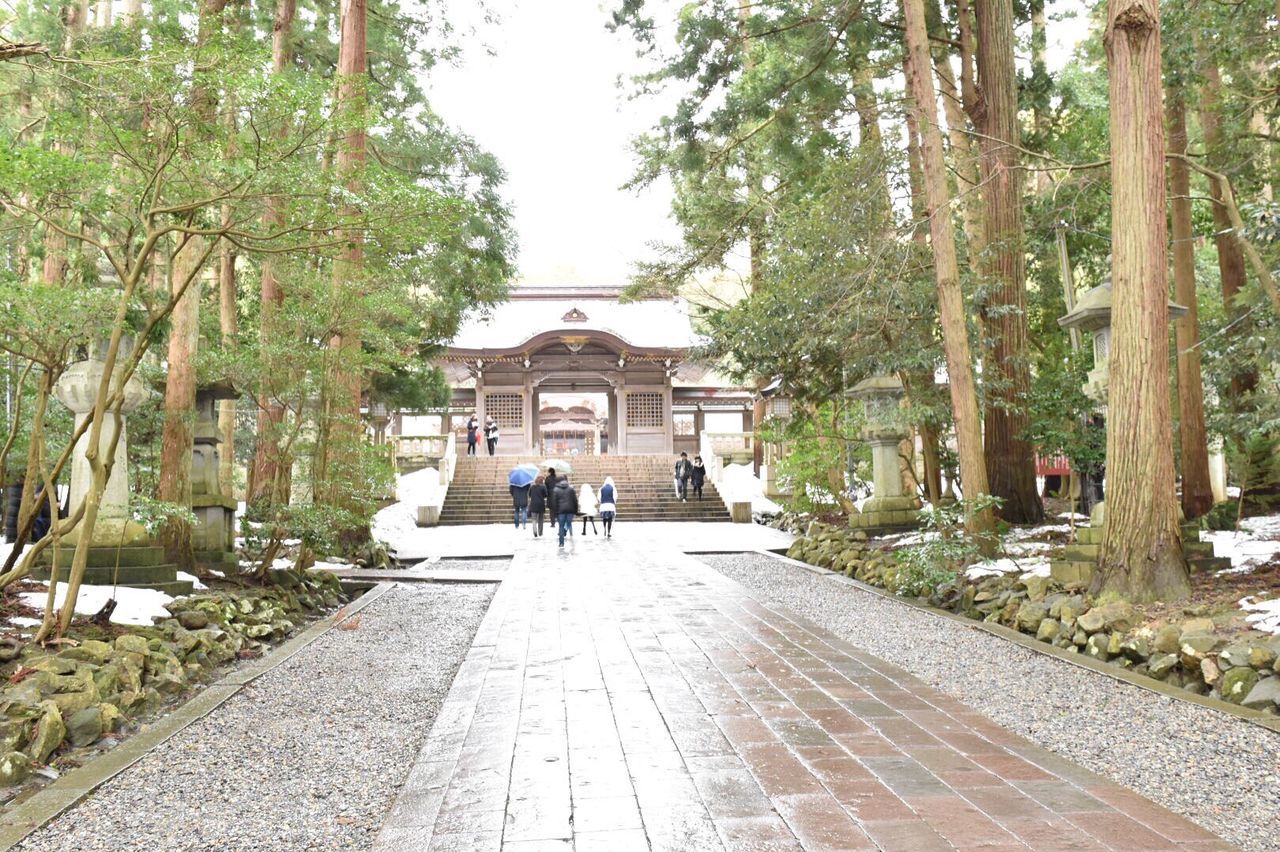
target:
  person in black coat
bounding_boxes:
[551,475,578,546]
[691,455,707,501]
[465,414,479,456]
[674,452,693,501]
[527,475,548,538]
[510,482,530,529]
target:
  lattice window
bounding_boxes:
[767,397,792,421]
[485,392,524,429]
[627,392,664,428]
[672,412,696,436]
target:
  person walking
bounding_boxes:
[599,476,617,538]
[528,475,548,538]
[466,413,479,456]
[510,480,530,529]
[691,455,706,501]
[674,451,693,502]
[579,483,599,536]
[552,474,578,547]
[484,416,499,455]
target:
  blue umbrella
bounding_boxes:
[508,464,539,487]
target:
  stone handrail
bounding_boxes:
[391,434,457,486]
[699,430,754,523]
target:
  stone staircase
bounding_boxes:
[33,545,195,596]
[438,455,731,525]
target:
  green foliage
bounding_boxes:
[889,496,1003,598]
[130,496,198,538]
[761,402,868,514]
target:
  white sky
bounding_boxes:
[425,1,1093,289]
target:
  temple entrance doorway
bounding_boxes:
[536,391,612,456]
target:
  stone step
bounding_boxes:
[30,562,186,586]
[37,545,168,569]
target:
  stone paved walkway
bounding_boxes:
[376,537,1232,851]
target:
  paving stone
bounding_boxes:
[375,537,1231,850]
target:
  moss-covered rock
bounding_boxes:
[1219,667,1259,704]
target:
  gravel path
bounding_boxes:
[702,553,1280,852]
[18,583,495,852]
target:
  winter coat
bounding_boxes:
[579,485,598,517]
[674,459,693,480]
[466,418,479,443]
[510,483,529,509]
[528,483,547,514]
[599,482,616,515]
[691,462,706,487]
[551,480,578,515]
[485,420,500,441]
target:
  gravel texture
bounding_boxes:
[18,583,494,852]
[702,553,1280,852]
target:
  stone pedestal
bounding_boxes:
[35,348,192,595]
[1050,503,1229,586]
[192,384,239,572]
[847,375,920,536]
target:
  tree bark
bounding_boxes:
[971,0,1042,524]
[1197,49,1256,398]
[1097,0,1188,602]
[1167,96,1214,519]
[218,232,237,495]
[249,0,296,506]
[901,0,994,539]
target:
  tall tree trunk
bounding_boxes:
[901,0,994,539]
[249,0,296,506]
[319,0,367,516]
[970,0,1042,524]
[1097,0,1188,602]
[1167,96,1214,519]
[1197,49,1256,398]
[156,0,229,570]
[218,228,237,495]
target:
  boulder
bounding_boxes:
[1072,629,1087,647]
[1095,601,1137,633]
[0,638,23,663]
[1076,609,1106,634]
[1148,654,1178,679]
[1247,645,1277,670]
[1241,677,1280,711]
[98,703,122,733]
[1218,668,1258,705]
[60,639,112,664]
[1179,633,1220,668]
[1181,617,1216,634]
[0,751,32,786]
[26,702,64,764]
[1200,658,1221,687]
[1085,633,1111,661]
[1153,624,1181,655]
[1020,575,1051,602]
[1120,633,1152,663]
[66,706,103,748]
[1015,603,1050,633]
[1217,644,1252,670]
[114,635,149,656]
[1035,619,1061,643]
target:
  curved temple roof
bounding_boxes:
[447,295,704,355]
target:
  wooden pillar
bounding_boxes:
[522,377,534,455]
[663,376,675,454]
[616,377,628,455]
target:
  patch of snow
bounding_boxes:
[0,541,28,567]
[1008,523,1071,540]
[1201,512,1280,572]
[176,571,208,591]
[18,585,175,626]
[1057,511,1089,521]
[1005,541,1054,557]
[1239,595,1280,635]
[372,468,445,550]
[312,559,352,572]
[8,616,42,628]
[965,555,1050,580]
[208,569,225,578]
[720,464,784,516]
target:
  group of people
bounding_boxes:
[465,413,500,456]
[510,469,618,547]
[674,451,706,501]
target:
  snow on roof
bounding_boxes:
[448,297,703,352]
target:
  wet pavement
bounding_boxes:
[375,536,1231,851]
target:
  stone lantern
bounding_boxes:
[846,373,920,534]
[36,338,192,594]
[192,382,239,572]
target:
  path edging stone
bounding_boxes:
[0,581,398,851]
[754,549,1280,735]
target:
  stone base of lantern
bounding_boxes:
[33,544,193,596]
[1049,515,1230,587]
[849,495,921,537]
[192,494,237,573]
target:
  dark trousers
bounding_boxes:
[581,514,597,535]
[693,484,703,500]
[486,438,497,455]
[466,439,476,455]
[531,512,544,537]
[557,512,574,545]
[513,506,527,528]
[602,512,614,536]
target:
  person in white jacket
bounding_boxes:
[578,483,599,535]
